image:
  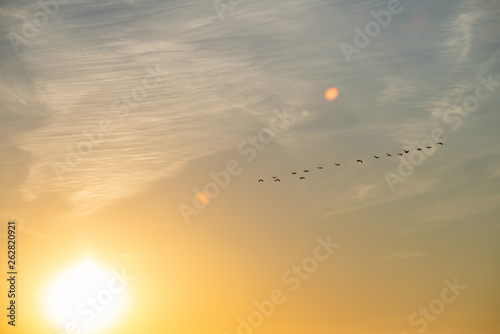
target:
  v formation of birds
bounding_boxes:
[257,143,444,182]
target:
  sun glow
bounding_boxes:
[43,259,130,333]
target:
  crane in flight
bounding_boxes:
[256,140,447,184]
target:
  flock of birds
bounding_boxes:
[257,142,444,182]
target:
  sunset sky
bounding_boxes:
[1,0,499,333]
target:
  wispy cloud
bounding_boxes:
[1,0,499,220]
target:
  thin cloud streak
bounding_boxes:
[0,0,498,220]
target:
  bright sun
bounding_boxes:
[43,259,130,333]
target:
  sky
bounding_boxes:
[0,0,499,333]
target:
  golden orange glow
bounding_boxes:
[324,87,339,101]
[0,2,498,334]
[196,191,210,205]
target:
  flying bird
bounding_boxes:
[256,141,447,187]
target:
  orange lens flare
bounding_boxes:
[197,192,210,205]
[324,87,339,101]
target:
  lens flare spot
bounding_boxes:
[324,87,339,101]
[302,110,309,117]
[197,192,210,205]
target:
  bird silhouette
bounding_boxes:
[258,140,448,185]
